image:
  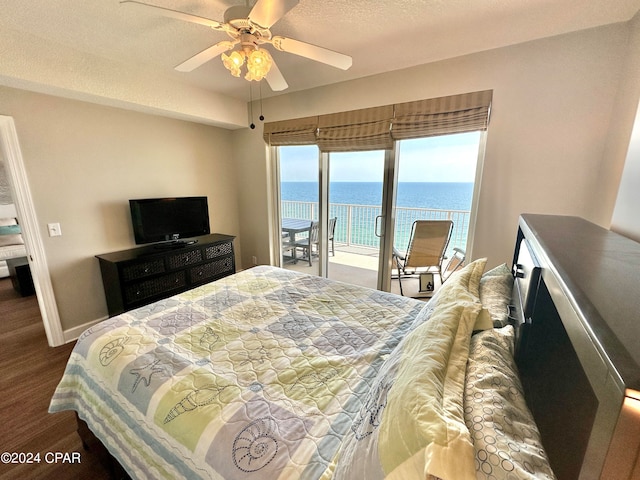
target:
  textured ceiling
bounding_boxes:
[2,0,640,128]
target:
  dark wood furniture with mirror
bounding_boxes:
[511,214,640,480]
[96,234,235,316]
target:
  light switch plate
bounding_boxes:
[47,222,62,237]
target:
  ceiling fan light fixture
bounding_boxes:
[245,48,273,81]
[222,50,245,77]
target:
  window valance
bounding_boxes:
[316,105,393,152]
[392,90,492,140]
[263,89,492,152]
[263,116,319,146]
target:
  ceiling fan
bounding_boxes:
[121,0,353,91]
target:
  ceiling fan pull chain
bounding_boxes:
[249,82,256,129]
[259,81,265,122]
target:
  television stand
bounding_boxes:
[96,233,235,316]
[153,239,198,250]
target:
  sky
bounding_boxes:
[279,131,481,182]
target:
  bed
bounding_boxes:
[0,203,27,278]
[50,214,640,479]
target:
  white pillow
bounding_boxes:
[479,264,513,327]
[0,217,17,226]
[0,221,24,246]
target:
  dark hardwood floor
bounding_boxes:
[0,277,112,479]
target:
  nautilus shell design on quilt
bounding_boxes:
[99,337,129,366]
[351,379,392,440]
[232,417,279,472]
[163,384,228,424]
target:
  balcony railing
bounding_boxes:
[282,201,470,255]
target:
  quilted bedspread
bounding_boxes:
[50,266,433,479]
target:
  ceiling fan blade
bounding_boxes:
[265,59,288,91]
[270,36,352,70]
[120,0,226,31]
[175,41,237,72]
[248,0,299,29]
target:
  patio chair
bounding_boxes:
[294,220,319,266]
[393,219,454,296]
[328,217,337,256]
[441,247,466,281]
[281,232,294,261]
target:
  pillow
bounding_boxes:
[0,224,21,235]
[473,308,494,331]
[333,258,487,480]
[479,263,513,327]
[0,217,17,226]
[0,223,24,247]
[0,234,24,246]
[463,326,556,480]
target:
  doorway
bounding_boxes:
[0,116,63,346]
[327,150,387,289]
[274,132,483,295]
[277,145,396,290]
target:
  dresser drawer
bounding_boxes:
[205,241,233,260]
[97,233,235,316]
[189,256,234,283]
[167,249,202,269]
[124,271,186,304]
[121,259,165,281]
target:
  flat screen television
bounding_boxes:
[129,197,210,245]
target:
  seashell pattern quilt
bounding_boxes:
[50,266,434,479]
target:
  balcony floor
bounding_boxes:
[283,244,437,299]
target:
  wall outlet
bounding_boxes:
[252,255,258,265]
[47,222,62,237]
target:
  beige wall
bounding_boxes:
[3,19,640,337]
[235,22,632,270]
[0,86,240,331]
[611,13,640,241]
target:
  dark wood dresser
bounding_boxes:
[511,214,640,480]
[96,234,235,316]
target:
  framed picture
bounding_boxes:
[419,272,435,292]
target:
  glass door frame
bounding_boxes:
[270,144,400,293]
[377,145,399,291]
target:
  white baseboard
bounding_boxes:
[63,316,108,344]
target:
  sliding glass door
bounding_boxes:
[275,132,483,295]
[390,132,482,296]
[277,146,396,290]
[279,145,321,276]
[327,150,387,289]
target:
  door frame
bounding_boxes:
[0,116,64,346]
[272,145,399,291]
[377,145,400,291]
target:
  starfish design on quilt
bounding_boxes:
[163,384,229,424]
[129,359,165,393]
[237,346,270,368]
[98,337,129,366]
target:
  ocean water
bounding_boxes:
[281,182,474,251]
[282,182,473,210]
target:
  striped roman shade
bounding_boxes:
[263,116,318,146]
[263,90,492,149]
[392,90,492,140]
[316,105,393,152]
